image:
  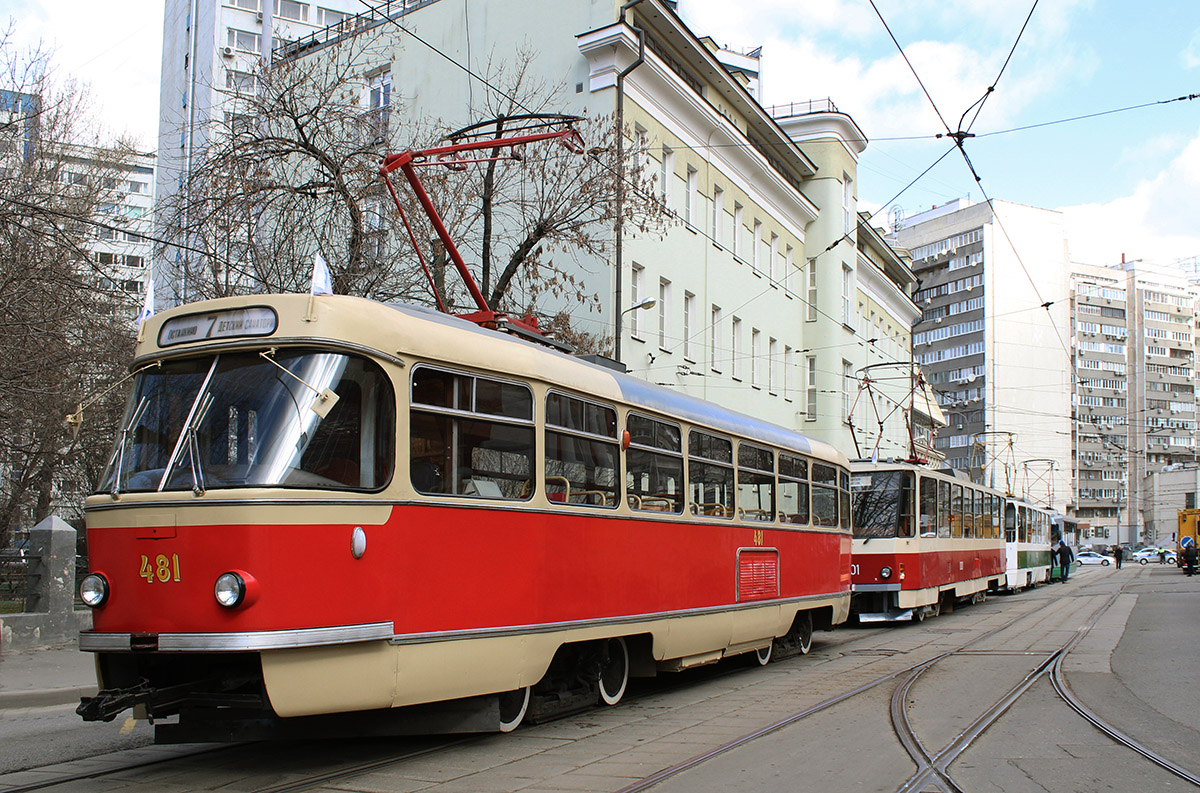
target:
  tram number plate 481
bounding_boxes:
[139,553,181,584]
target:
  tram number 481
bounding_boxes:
[139,553,181,584]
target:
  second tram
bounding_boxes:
[1002,497,1054,590]
[850,461,1007,621]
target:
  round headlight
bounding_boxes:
[214,572,245,608]
[879,566,893,580]
[79,573,108,607]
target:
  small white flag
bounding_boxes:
[135,276,155,328]
[311,252,333,296]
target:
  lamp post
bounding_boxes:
[615,297,657,363]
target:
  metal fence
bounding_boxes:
[0,550,31,612]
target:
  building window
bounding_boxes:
[841,264,852,326]
[769,233,780,282]
[731,317,743,380]
[227,29,261,53]
[752,219,762,273]
[630,264,644,338]
[768,337,778,394]
[843,360,854,422]
[783,345,794,400]
[660,145,673,206]
[750,328,761,387]
[320,7,350,25]
[733,203,744,259]
[226,69,257,93]
[712,186,724,245]
[710,305,722,372]
[683,291,695,360]
[806,356,817,420]
[685,166,697,226]
[842,172,854,235]
[807,264,817,322]
[658,278,671,348]
[276,0,308,21]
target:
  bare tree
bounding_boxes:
[0,28,142,544]
[166,36,671,337]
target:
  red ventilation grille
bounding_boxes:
[738,550,779,601]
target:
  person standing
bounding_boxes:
[1159,547,1168,565]
[1113,545,1123,570]
[1059,542,1073,582]
[1185,543,1198,577]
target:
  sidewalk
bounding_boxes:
[0,639,97,709]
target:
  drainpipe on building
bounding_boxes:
[612,0,646,364]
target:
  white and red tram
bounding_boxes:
[849,461,1006,621]
[77,293,852,740]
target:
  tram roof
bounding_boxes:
[138,294,845,465]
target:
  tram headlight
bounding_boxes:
[214,570,259,609]
[79,573,109,608]
[215,572,246,608]
[879,566,893,580]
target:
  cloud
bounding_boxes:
[1185,27,1200,68]
[1061,126,1200,267]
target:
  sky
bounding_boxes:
[5,0,1199,270]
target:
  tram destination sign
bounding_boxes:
[158,307,278,347]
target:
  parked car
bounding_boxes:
[1076,550,1115,566]
[1133,548,1177,565]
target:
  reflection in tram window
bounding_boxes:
[778,454,810,525]
[409,366,533,499]
[812,462,841,528]
[689,431,734,518]
[545,392,619,508]
[919,476,937,537]
[101,350,394,493]
[626,414,683,513]
[850,469,913,538]
[737,444,775,522]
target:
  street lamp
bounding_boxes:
[614,297,657,363]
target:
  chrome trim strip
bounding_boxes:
[386,592,847,645]
[853,583,903,592]
[80,621,395,653]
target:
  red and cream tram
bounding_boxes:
[76,293,852,740]
[849,461,1006,621]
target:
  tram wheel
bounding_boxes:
[754,643,773,666]
[913,608,925,623]
[598,637,629,706]
[498,686,531,733]
[795,612,813,655]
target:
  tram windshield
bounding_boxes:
[99,349,394,494]
[851,470,914,539]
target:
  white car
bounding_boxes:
[1133,548,1177,565]
[1076,550,1115,566]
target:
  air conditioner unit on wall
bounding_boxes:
[221,45,235,58]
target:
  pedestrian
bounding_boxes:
[1185,543,1198,577]
[1059,542,1073,582]
[1113,545,1123,570]
[1159,547,1168,565]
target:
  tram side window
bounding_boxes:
[737,444,775,521]
[840,471,851,530]
[938,480,951,538]
[1018,506,1029,543]
[988,495,999,539]
[973,489,984,538]
[919,476,937,537]
[545,392,619,508]
[963,488,975,537]
[951,484,964,538]
[410,367,534,499]
[626,414,683,513]
[778,454,810,525]
[1004,502,1017,543]
[689,431,734,518]
[812,462,840,527]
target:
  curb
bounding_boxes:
[0,685,97,710]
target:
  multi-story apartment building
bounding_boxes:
[1072,259,1197,546]
[895,198,1072,509]
[156,0,367,306]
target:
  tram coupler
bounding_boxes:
[77,679,197,722]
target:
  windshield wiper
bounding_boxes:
[159,357,219,492]
[110,396,150,498]
[185,392,215,496]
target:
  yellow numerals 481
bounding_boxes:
[139,553,181,584]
